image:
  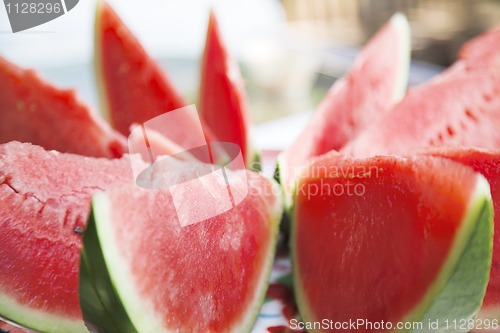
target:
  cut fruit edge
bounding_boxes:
[292,171,493,329]
[402,175,493,327]
[199,10,258,171]
[94,0,111,128]
[276,12,411,208]
[82,180,283,332]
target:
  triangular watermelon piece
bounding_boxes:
[79,162,283,332]
[199,11,258,169]
[292,152,493,332]
[94,1,220,154]
[418,146,500,322]
[277,13,410,202]
[0,142,136,333]
[0,57,126,158]
[343,28,500,159]
[342,69,500,158]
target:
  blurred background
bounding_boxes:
[1,0,500,124]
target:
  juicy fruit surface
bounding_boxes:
[0,57,126,158]
[278,13,409,190]
[0,142,133,330]
[292,154,487,332]
[343,71,500,158]
[420,147,500,313]
[200,12,253,166]
[90,169,281,332]
[95,1,185,135]
[343,33,500,159]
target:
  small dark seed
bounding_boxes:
[74,226,85,235]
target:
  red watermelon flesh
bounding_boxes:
[95,1,220,155]
[459,27,500,70]
[0,141,135,333]
[292,152,493,333]
[342,71,500,158]
[83,164,283,332]
[426,28,500,86]
[200,11,256,168]
[277,13,410,198]
[419,147,500,318]
[430,26,500,84]
[0,57,126,158]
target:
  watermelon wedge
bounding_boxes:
[0,142,136,333]
[343,28,500,159]
[0,57,126,158]
[277,13,410,200]
[94,0,184,134]
[80,162,283,332]
[419,147,500,321]
[292,152,493,333]
[343,69,500,158]
[95,1,221,158]
[200,11,258,169]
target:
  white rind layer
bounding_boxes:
[390,12,411,103]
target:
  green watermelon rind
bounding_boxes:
[82,184,282,333]
[291,175,493,333]
[79,213,138,333]
[248,146,262,172]
[0,295,87,333]
[404,176,494,332]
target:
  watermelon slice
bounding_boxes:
[343,69,500,158]
[200,11,258,169]
[419,147,500,321]
[95,1,221,157]
[0,57,126,158]
[292,152,493,333]
[343,28,500,159]
[0,142,136,333]
[79,162,283,332]
[277,13,410,200]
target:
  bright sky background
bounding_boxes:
[0,0,286,68]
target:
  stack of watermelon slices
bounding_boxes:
[1,2,500,333]
[280,16,500,333]
[0,2,277,333]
